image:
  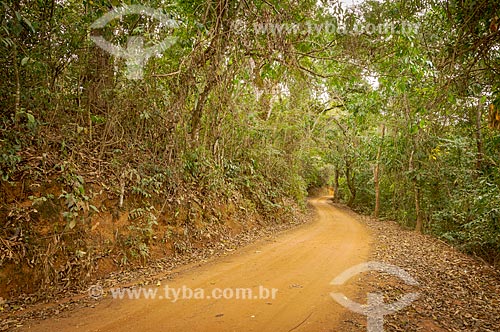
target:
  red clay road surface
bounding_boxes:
[19,197,371,332]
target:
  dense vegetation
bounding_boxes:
[1,0,499,296]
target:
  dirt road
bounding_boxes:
[20,197,371,332]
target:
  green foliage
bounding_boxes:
[0,141,21,181]
[59,173,91,230]
[126,205,158,260]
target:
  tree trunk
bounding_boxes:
[190,78,215,141]
[13,44,20,118]
[414,184,423,233]
[409,150,423,233]
[333,166,340,202]
[345,159,356,206]
[373,124,385,218]
[475,103,484,173]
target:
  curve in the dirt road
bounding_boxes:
[20,197,373,332]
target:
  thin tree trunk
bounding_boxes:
[345,158,356,206]
[409,150,423,233]
[13,45,20,117]
[414,184,423,233]
[374,124,385,218]
[475,103,484,173]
